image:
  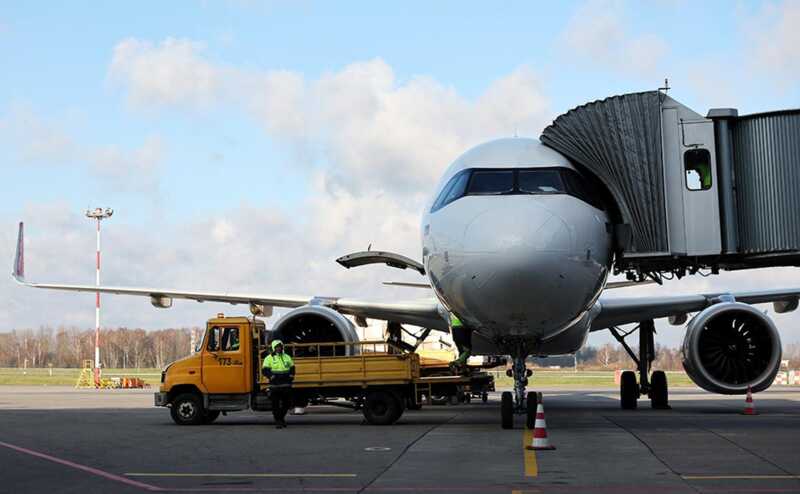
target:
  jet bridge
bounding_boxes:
[540,91,800,280]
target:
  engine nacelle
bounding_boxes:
[682,302,782,394]
[270,305,360,356]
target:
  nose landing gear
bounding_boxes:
[610,319,671,410]
[500,353,538,429]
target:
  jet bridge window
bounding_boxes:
[466,170,515,195]
[684,149,712,191]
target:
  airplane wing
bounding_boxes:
[11,223,449,331]
[591,289,800,330]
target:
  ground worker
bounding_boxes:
[262,339,295,428]
[449,314,471,373]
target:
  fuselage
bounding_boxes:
[421,138,612,354]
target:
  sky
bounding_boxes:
[1,0,799,348]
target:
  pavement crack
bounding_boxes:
[602,414,701,494]
[698,425,798,479]
[356,412,462,494]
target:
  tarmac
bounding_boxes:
[0,385,798,494]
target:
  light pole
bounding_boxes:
[86,207,113,387]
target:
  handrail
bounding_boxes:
[279,340,407,357]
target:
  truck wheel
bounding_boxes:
[406,396,422,410]
[501,391,513,429]
[202,410,221,424]
[170,393,204,425]
[363,390,402,425]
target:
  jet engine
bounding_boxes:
[270,305,360,356]
[682,302,782,394]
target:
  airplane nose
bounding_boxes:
[463,200,572,257]
[456,198,587,335]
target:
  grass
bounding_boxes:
[490,369,697,388]
[0,367,161,386]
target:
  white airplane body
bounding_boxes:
[12,137,798,417]
[423,138,611,356]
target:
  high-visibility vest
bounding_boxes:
[450,314,463,328]
[263,353,294,373]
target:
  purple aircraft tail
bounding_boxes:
[13,222,24,281]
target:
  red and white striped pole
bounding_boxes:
[86,207,113,387]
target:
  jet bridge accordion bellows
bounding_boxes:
[540,91,668,254]
[541,91,800,274]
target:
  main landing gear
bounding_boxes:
[610,320,670,410]
[500,352,539,429]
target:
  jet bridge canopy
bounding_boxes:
[541,91,800,278]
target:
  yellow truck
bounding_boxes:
[155,314,471,425]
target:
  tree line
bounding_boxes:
[1,326,799,370]
[0,327,198,369]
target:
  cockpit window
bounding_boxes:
[518,170,564,193]
[466,170,514,195]
[431,170,470,212]
[429,167,606,212]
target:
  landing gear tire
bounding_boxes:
[501,391,513,429]
[363,390,403,425]
[202,410,220,424]
[482,392,488,403]
[650,370,670,409]
[620,371,638,410]
[170,393,204,425]
[525,391,539,429]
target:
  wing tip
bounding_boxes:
[12,221,25,283]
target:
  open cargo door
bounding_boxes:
[336,251,426,275]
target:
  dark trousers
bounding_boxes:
[270,387,292,424]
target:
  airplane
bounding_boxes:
[12,136,797,427]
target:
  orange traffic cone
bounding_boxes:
[526,403,556,450]
[741,386,757,415]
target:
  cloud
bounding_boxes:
[0,106,78,165]
[0,105,166,194]
[89,135,165,192]
[109,42,552,197]
[560,0,669,79]
[743,1,800,88]
[109,38,224,109]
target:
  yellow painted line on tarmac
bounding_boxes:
[682,474,800,480]
[125,473,357,478]
[522,427,538,477]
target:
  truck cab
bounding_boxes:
[156,314,266,424]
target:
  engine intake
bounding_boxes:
[270,305,359,357]
[682,302,781,394]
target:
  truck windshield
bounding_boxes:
[194,332,205,354]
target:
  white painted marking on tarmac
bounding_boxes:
[682,474,800,480]
[0,441,162,491]
[364,446,392,452]
[126,473,357,478]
